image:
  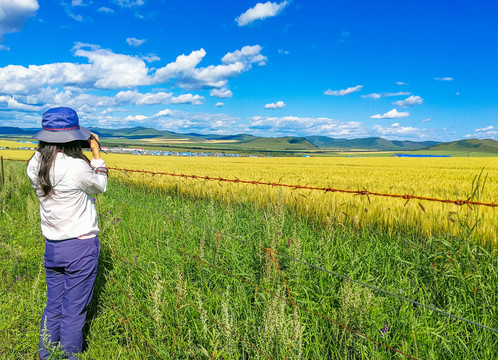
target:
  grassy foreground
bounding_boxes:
[1,160,497,359]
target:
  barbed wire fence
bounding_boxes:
[2,156,497,359]
[2,157,497,207]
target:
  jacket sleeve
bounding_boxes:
[74,158,108,194]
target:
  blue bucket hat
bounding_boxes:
[33,107,91,143]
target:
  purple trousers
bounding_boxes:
[39,237,100,360]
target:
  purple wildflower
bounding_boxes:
[288,237,291,246]
[16,276,20,281]
[93,197,96,202]
[116,218,121,223]
[134,255,138,264]
[380,325,388,336]
[109,211,112,215]
[278,231,282,237]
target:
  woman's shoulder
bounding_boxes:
[57,154,92,171]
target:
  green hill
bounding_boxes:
[306,136,439,150]
[241,137,319,150]
[423,139,498,154]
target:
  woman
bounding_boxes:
[27,107,108,359]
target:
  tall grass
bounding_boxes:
[1,160,497,359]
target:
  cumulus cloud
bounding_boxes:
[115,90,204,105]
[324,85,363,96]
[362,93,381,99]
[464,125,497,139]
[236,1,289,26]
[0,43,265,94]
[421,118,432,122]
[154,45,266,90]
[392,95,423,107]
[124,114,148,121]
[0,95,40,111]
[0,43,150,93]
[215,102,224,107]
[396,81,407,85]
[154,110,238,134]
[248,116,366,137]
[264,101,285,109]
[435,77,453,81]
[372,123,428,138]
[221,45,267,65]
[476,126,493,132]
[370,108,410,119]
[126,37,146,47]
[210,88,233,98]
[0,0,39,42]
[278,49,289,55]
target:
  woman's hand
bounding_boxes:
[89,133,101,160]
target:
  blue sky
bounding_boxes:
[0,0,497,141]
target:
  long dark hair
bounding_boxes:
[33,141,90,196]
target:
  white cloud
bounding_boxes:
[396,81,407,85]
[73,43,150,88]
[142,54,160,62]
[248,116,366,137]
[392,95,423,107]
[372,123,427,138]
[370,108,410,119]
[435,77,453,81]
[361,93,381,99]
[215,102,224,107]
[115,90,204,105]
[221,45,267,66]
[0,95,40,111]
[154,45,266,90]
[0,44,265,94]
[264,101,285,109]
[324,85,363,96]
[421,118,432,122]
[210,88,233,98]
[278,49,289,55]
[0,0,39,42]
[124,114,148,121]
[155,109,174,117]
[115,0,145,8]
[236,1,289,26]
[476,126,494,132]
[383,91,411,97]
[126,37,146,47]
[98,7,114,13]
[154,110,238,134]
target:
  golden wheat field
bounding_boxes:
[2,149,497,245]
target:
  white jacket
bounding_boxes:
[27,151,108,240]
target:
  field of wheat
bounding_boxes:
[2,150,497,245]
[2,153,498,359]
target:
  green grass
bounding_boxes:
[1,161,497,359]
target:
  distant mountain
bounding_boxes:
[306,136,440,151]
[242,136,319,151]
[1,126,496,153]
[0,127,38,136]
[89,126,185,140]
[424,139,498,154]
